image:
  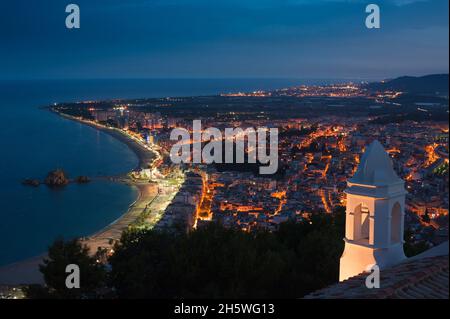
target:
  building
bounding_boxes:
[155,172,203,233]
[307,140,449,298]
[340,140,407,281]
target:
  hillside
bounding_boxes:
[366,74,449,96]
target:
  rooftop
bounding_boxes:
[305,242,449,299]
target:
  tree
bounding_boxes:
[32,207,347,299]
[403,228,429,258]
[26,238,107,299]
[109,207,346,298]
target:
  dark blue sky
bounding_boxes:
[0,0,448,80]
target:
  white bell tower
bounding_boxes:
[340,140,407,281]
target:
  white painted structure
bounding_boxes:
[340,140,407,281]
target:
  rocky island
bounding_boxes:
[44,169,69,187]
[21,179,40,187]
[75,176,91,184]
[23,170,92,188]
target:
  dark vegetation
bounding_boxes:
[109,209,345,299]
[27,207,346,299]
[26,205,436,299]
[24,239,107,299]
[403,229,430,258]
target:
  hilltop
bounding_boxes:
[366,74,449,96]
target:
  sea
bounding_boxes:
[0,78,338,266]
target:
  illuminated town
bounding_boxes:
[1,0,448,304]
[52,80,449,253]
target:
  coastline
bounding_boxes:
[80,182,158,255]
[55,110,156,171]
[0,110,159,285]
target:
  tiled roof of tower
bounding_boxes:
[305,255,449,299]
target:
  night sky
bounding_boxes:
[0,0,448,80]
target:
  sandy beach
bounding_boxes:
[0,112,159,285]
[81,182,158,254]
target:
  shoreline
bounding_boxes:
[55,110,156,171]
[0,111,160,285]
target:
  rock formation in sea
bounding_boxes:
[44,169,69,187]
[22,179,40,187]
[75,176,91,184]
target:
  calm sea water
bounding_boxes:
[0,78,329,266]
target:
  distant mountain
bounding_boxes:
[366,74,449,96]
